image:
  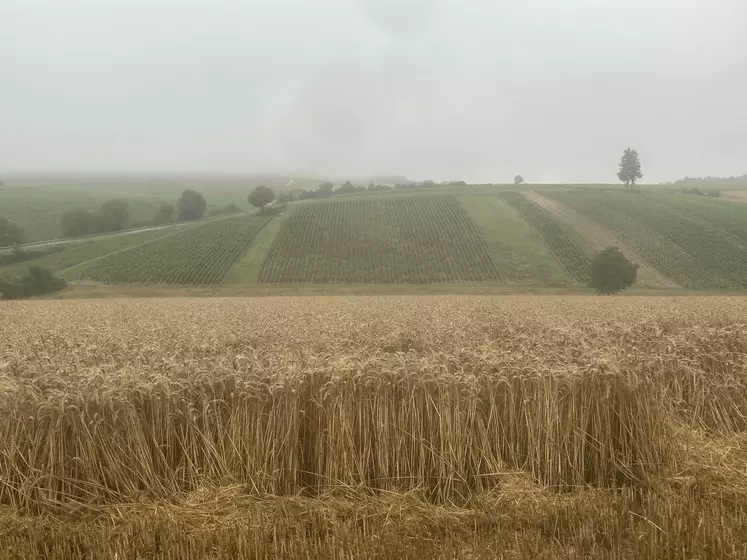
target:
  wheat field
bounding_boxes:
[1,296,747,559]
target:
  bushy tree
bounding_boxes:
[0,266,67,299]
[177,190,207,221]
[0,216,24,247]
[514,175,524,185]
[317,182,334,198]
[248,186,275,213]
[588,247,639,294]
[61,208,96,237]
[97,199,130,232]
[617,148,643,191]
[152,204,176,224]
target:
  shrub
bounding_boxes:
[588,247,638,294]
[0,266,67,299]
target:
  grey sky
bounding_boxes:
[2,0,746,183]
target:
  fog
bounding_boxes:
[1,0,745,183]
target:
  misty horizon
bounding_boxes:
[2,0,746,184]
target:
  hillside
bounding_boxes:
[0,175,288,242]
[4,185,747,293]
[259,195,499,284]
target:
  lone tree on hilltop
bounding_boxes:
[617,147,643,192]
[177,189,207,221]
[0,216,24,248]
[248,186,275,213]
[514,175,524,185]
[588,247,639,294]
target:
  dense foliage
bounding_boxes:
[588,246,638,293]
[617,147,643,190]
[177,190,207,221]
[152,204,176,224]
[60,199,132,238]
[0,266,66,299]
[248,186,275,212]
[0,216,25,247]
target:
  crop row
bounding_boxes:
[499,192,590,283]
[259,195,500,284]
[650,194,747,247]
[75,215,272,286]
[0,229,179,279]
[544,191,743,289]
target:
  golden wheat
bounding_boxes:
[1,295,747,558]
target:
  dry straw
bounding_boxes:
[1,295,747,558]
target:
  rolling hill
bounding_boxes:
[4,185,747,292]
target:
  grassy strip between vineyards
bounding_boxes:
[498,191,590,283]
[457,195,571,286]
[222,211,291,285]
[259,194,501,284]
[72,214,272,286]
[542,190,742,289]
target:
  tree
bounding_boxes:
[177,190,207,221]
[248,186,275,213]
[153,204,176,225]
[617,147,643,191]
[317,182,334,197]
[588,247,639,294]
[514,175,524,185]
[0,216,24,248]
[61,208,96,238]
[96,199,130,232]
[0,266,67,299]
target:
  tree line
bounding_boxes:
[59,189,211,238]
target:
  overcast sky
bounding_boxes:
[1,0,746,183]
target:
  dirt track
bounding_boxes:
[527,191,679,288]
